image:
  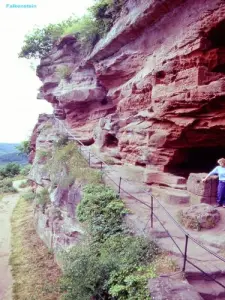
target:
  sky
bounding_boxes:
[0,0,94,143]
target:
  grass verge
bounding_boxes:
[10,198,62,300]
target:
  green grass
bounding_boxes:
[10,198,62,300]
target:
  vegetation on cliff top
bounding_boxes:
[47,141,101,187]
[19,0,123,59]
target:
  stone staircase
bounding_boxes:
[185,264,225,300]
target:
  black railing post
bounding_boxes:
[100,162,103,180]
[151,195,154,228]
[183,234,189,272]
[118,177,122,195]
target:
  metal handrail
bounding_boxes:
[55,117,225,289]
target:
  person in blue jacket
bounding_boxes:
[202,158,225,207]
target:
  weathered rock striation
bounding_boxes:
[29,115,83,251]
[35,0,225,182]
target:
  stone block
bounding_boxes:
[178,203,220,231]
[151,185,190,204]
[144,170,186,187]
[187,173,218,197]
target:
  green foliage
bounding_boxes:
[20,164,32,176]
[63,15,100,50]
[18,19,75,59]
[54,135,70,148]
[36,188,50,206]
[61,242,107,300]
[56,65,72,81]
[77,184,128,241]
[89,0,123,35]
[16,140,30,155]
[19,0,123,59]
[37,150,52,162]
[48,142,101,188]
[0,177,17,194]
[22,191,35,201]
[0,163,21,178]
[61,235,158,300]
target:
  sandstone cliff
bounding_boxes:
[33,0,225,181]
[26,3,225,297]
[29,0,225,249]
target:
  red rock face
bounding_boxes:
[29,114,54,163]
[36,0,225,177]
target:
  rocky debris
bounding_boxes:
[187,173,218,205]
[148,277,203,300]
[178,204,220,231]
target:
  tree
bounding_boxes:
[16,140,30,155]
[0,163,21,178]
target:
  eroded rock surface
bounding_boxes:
[178,203,220,231]
[187,173,218,204]
[35,0,225,182]
[29,116,83,251]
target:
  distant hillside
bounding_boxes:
[0,143,19,155]
[0,143,28,165]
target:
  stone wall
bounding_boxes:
[187,173,218,205]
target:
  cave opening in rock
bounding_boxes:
[166,147,225,178]
[104,133,118,148]
[208,19,225,48]
[212,64,225,74]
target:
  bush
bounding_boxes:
[0,163,21,178]
[36,188,50,206]
[62,15,100,51]
[77,184,129,242]
[22,191,35,201]
[54,135,70,148]
[18,18,76,59]
[89,0,123,35]
[61,235,158,300]
[48,142,101,188]
[61,242,107,300]
[20,164,32,176]
[16,140,30,155]
[0,177,17,194]
[19,0,123,59]
[102,235,158,300]
[37,150,52,162]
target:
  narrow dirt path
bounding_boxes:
[0,180,25,300]
[0,193,20,300]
